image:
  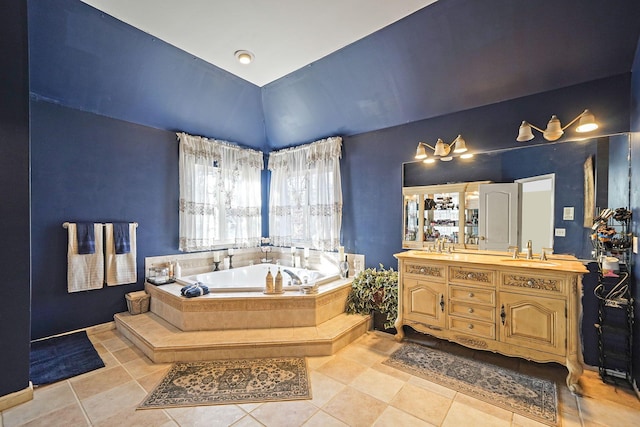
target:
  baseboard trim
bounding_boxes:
[0,382,33,412]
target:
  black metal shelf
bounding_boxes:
[592,208,634,388]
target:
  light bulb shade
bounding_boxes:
[415,143,427,159]
[452,135,467,153]
[433,139,450,156]
[516,121,534,142]
[543,115,564,141]
[576,110,598,133]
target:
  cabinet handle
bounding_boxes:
[468,292,474,298]
[420,267,426,273]
[467,273,475,280]
[527,280,534,287]
[468,307,474,313]
[500,304,506,325]
[440,294,445,312]
[468,324,474,329]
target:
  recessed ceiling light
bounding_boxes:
[234,50,254,65]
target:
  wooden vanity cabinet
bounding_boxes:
[394,251,587,394]
[402,263,447,329]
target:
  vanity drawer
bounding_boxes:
[449,302,495,322]
[448,317,495,340]
[449,266,495,286]
[500,272,566,295]
[449,285,495,306]
[404,262,446,282]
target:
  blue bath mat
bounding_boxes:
[30,330,105,386]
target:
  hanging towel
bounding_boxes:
[67,223,104,293]
[113,222,130,254]
[181,282,210,298]
[76,222,95,254]
[105,222,137,286]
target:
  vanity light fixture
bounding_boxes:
[234,50,254,65]
[516,109,598,142]
[415,135,468,163]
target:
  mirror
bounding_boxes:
[402,133,631,259]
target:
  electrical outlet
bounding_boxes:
[555,228,566,237]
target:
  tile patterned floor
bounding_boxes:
[2,327,639,427]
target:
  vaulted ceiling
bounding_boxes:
[45,1,640,148]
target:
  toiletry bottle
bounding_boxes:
[174,261,181,278]
[265,267,274,294]
[275,267,283,293]
[339,255,349,278]
[168,262,174,279]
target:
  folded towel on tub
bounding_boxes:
[181,282,210,298]
[67,223,104,292]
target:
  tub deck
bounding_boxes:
[146,278,353,331]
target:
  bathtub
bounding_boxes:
[175,263,339,293]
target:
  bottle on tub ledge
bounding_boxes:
[274,267,283,293]
[339,255,349,279]
[264,267,274,294]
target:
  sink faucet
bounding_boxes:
[508,245,519,259]
[283,269,302,286]
[526,240,533,260]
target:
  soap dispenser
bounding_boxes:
[264,267,274,294]
[274,267,283,293]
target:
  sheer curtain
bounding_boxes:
[268,136,343,250]
[178,132,263,252]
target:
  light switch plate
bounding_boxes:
[563,207,574,221]
[555,228,566,237]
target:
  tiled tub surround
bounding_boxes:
[144,247,363,280]
[146,278,353,331]
[114,248,369,362]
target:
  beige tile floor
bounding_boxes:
[2,327,639,427]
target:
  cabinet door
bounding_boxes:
[403,278,446,328]
[499,292,566,356]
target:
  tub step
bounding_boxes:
[114,311,371,363]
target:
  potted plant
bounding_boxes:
[345,264,398,332]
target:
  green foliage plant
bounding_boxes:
[345,264,398,330]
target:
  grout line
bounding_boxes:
[67,379,92,426]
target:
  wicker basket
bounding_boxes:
[125,291,150,315]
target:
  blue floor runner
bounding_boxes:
[30,330,105,386]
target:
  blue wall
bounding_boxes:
[0,0,30,398]
[340,75,632,269]
[30,100,181,338]
[28,0,266,150]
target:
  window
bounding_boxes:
[178,132,262,252]
[268,137,343,250]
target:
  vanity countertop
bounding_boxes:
[395,250,588,274]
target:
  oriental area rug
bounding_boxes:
[138,357,311,409]
[384,343,558,426]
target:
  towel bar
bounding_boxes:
[62,222,139,229]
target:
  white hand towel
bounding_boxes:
[67,223,104,293]
[105,223,137,286]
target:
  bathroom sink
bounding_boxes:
[499,259,559,268]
